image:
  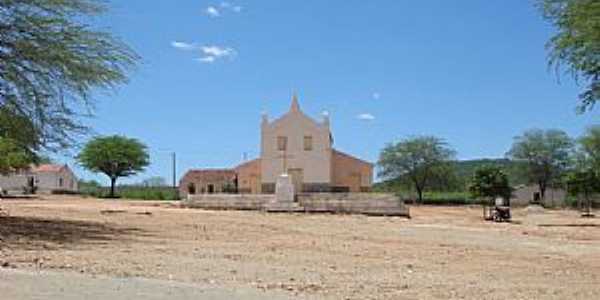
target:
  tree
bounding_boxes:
[0,137,34,175]
[378,136,456,204]
[77,135,149,198]
[0,106,40,170]
[536,0,600,113]
[468,165,513,205]
[0,0,138,153]
[507,129,573,200]
[578,125,600,172]
[565,169,600,216]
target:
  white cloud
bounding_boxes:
[196,56,216,63]
[205,6,220,17]
[220,2,242,12]
[197,46,236,63]
[372,92,381,100]
[357,113,375,121]
[171,41,197,51]
[173,42,236,64]
[201,46,236,58]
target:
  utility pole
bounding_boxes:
[171,152,176,189]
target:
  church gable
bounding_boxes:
[260,95,333,187]
[263,95,329,134]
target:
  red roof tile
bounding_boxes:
[32,164,65,173]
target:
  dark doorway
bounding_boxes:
[533,192,541,204]
[187,183,196,195]
[27,177,35,194]
[207,184,215,194]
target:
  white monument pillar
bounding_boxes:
[265,173,299,212]
[275,173,294,203]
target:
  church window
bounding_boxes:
[277,136,287,151]
[304,136,313,151]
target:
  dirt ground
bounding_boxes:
[1,195,599,299]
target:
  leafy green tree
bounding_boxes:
[565,169,600,215]
[0,0,138,152]
[378,136,456,204]
[77,136,149,198]
[537,0,600,112]
[507,129,573,200]
[0,137,34,175]
[0,106,39,172]
[578,125,600,172]
[468,165,513,205]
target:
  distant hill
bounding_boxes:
[452,158,529,186]
[374,158,529,192]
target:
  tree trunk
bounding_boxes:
[585,189,591,215]
[416,187,423,205]
[538,181,546,203]
[110,177,117,198]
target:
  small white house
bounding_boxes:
[512,184,567,207]
[0,164,79,195]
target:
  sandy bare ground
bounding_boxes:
[0,268,300,300]
[1,195,599,299]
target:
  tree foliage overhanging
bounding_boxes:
[0,0,138,156]
[537,0,600,113]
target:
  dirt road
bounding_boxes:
[0,268,299,300]
[1,196,599,299]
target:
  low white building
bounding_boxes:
[0,164,79,195]
[512,184,567,207]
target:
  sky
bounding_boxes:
[59,0,597,185]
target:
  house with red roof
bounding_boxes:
[0,164,79,195]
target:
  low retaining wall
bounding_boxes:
[183,194,274,210]
[298,193,409,216]
[183,193,409,217]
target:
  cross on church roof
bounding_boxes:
[290,92,300,112]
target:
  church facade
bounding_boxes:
[180,96,373,196]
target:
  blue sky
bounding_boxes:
[62,0,597,184]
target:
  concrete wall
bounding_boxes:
[183,194,274,210]
[512,185,567,207]
[235,159,261,194]
[36,167,78,193]
[179,170,236,198]
[331,150,373,192]
[0,173,30,193]
[182,192,409,217]
[0,166,78,194]
[298,193,409,216]
[260,99,332,186]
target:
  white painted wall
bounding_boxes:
[260,101,332,184]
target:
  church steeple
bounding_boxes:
[290,92,300,112]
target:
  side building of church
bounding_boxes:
[179,96,373,197]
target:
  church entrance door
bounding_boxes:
[288,168,303,195]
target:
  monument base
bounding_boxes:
[265,174,301,212]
